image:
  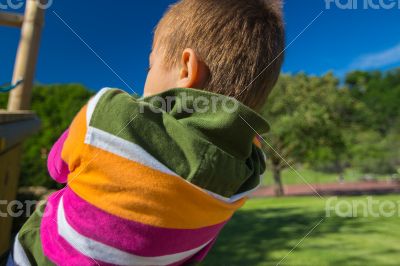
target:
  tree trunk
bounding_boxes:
[272,163,284,196]
[335,159,345,183]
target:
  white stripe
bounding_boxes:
[86,87,112,127]
[57,197,211,266]
[85,126,178,176]
[13,235,31,266]
[85,126,259,203]
[203,174,262,203]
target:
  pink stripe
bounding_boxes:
[41,190,114,266]
[62,187,226,257]
[47,129,70,184]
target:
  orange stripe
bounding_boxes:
[63,105,246,229]
[62,104,89,172]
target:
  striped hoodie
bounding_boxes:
[11,88,269,266]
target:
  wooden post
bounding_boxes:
[0,113,40,256]
[7,0,46,111]
[0,0,46,256]
[0,145,22,255]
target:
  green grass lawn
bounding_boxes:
[203,195,400,266]
[262,168,392,186]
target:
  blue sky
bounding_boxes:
[1,0,400,94]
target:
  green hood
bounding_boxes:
[91,88,269,198]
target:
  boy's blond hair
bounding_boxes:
[154,0,285,110]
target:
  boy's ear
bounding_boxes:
[177,48,208,88]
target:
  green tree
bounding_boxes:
[346,68,400,134]
[345,69,400,174]
[260,73,352,196]
[350,130,400,175]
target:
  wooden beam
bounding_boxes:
[0,110,36,124]
[7,0,46,111]
[0,12,24,28]
[0,116,41,154]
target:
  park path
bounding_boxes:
[251,181,400,197]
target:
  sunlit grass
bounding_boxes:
[203,195,400,266]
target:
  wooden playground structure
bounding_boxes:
[0,0,45,256]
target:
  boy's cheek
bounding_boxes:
[144,69,159,96]
[144,68,177,97]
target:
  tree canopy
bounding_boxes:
[260,69,400,195]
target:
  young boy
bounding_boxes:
[9,0,284,265]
